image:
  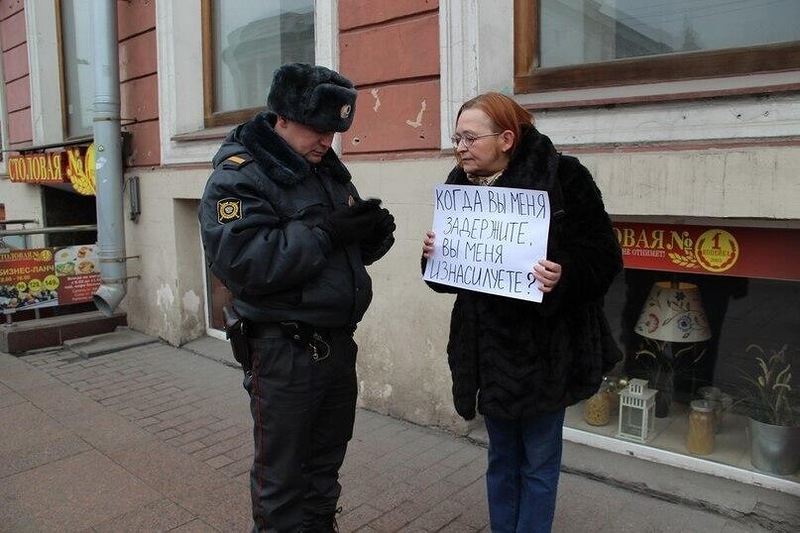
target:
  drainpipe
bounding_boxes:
[91,0,127,316]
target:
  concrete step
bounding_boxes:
[0,310,127,354]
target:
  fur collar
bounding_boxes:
[235,112,352,187]
[446,126,560,192]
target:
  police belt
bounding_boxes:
[247,321,354,342]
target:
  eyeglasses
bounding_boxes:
[450,132,501,148]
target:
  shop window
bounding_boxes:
[41,187,96,248]
[515,0,800,93]
[567,222,800,480]
[60,0,94,139]
[201,0,314,128]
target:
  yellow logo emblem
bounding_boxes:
[217,198,242,224]
[67,143,97,196]
[694,229,739,273]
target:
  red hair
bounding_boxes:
[456,92,534,156]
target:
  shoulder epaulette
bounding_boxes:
[220,153,254,170]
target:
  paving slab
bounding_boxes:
[91,500,196,533]
[0,450,159,532]
[2,330,798,532]
[0,432,91,480]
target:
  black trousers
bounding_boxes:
[244,327,358,533]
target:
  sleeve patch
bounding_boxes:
[217,198,242,223]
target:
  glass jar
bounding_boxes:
[686,400,715,455]
[697,386,722,432]
[584,389,611,426]
[717,393,733,433]
[604,376,623,412]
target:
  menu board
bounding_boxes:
[0,245,101,313]
[54,245,101,305]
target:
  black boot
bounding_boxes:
[303,507,341,532]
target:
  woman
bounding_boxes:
[422,92,622,532]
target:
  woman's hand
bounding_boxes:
[422,230,436,258]
[533,259,562,293]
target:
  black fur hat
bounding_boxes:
[267,63,357,133]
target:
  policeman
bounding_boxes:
[198,63,395,532]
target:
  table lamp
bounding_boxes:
[634,281,711,416]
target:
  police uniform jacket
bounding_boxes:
[425,126,623,420]
[199,112,391,328]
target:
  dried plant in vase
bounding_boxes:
[740,343,797,427]
[739,343,800,475]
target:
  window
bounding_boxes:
[201,0,314,127]
[515,0,800,93]
[60,0,94,139]
[564,222,800,484]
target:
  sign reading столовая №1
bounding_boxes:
[423,184,551,303]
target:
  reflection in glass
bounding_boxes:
[540,0,800,68]
[212,0,314,114]
[61,0,94,138]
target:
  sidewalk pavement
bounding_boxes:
[1,328,797,532]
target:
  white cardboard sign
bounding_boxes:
[423,184,551,303]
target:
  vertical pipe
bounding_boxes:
[92,0,127,315]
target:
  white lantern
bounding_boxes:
[618,378,657,443]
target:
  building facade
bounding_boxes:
[1,0,798,493]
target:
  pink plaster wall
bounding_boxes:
[340,14,439,87]
[119,31,157,83]
[344,81,441,154]
[0,1,30,146]
[118,0,156,41]
[125,119,160,167]
[121,75,158,123]
[4,75,28,112]
[2,42,27,81]
[0,0,23,17]
[339,0,438,30]
[118,2,159,167]
[121,74,160,167]
[7,106,31,145]
[0,9,26,49]
[338,3,440,156]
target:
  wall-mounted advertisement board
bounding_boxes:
[0,245,100,313]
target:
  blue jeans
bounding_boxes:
[484,409,566,533]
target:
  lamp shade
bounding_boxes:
[634,281,711,343]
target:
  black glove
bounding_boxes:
[319,204,386,246]
[350,198,394,239]
[352,197,383,213]
[371,208,396,239]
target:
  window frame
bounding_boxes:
[200,0,316,128]
[514,0,800,95]
[156,1,335,165]
[57,0,95,140]
[200,0,263,128]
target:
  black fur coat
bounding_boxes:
[426,127,623,420]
